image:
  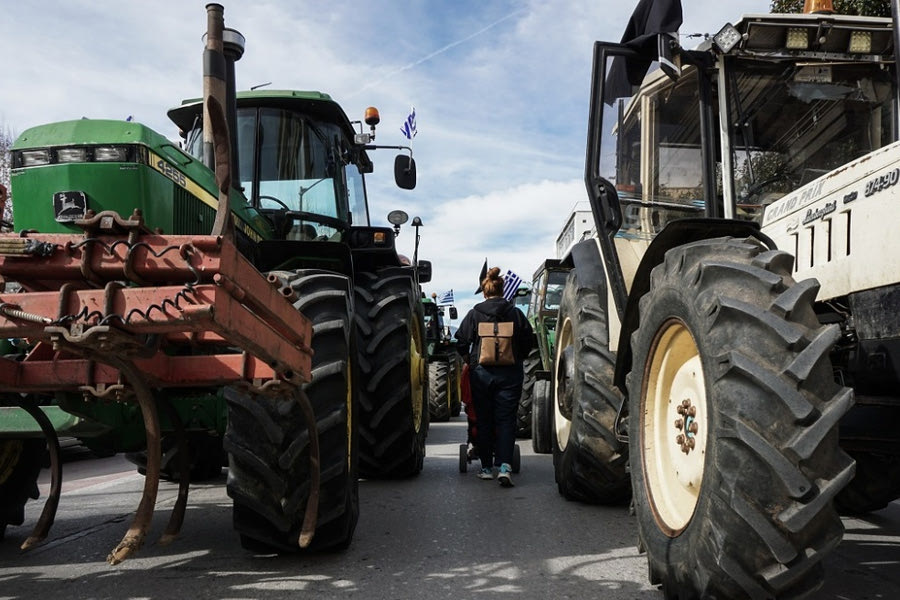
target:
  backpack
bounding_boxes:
[476,310,516,366]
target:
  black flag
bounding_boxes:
[474,258,488,294]
[604,0,683,104]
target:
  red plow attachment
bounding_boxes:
[0,210,313,562]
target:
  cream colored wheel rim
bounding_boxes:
[642,319,707,536]
[410,320,425,433]
[553,315,573,451]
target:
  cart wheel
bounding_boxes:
[459,444,468,473]
[512,443,521,473]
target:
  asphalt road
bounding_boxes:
[1,419,898,599]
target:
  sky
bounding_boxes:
[0,0,771,321]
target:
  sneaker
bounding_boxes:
[498,463,514,487]
[477,468,495,480]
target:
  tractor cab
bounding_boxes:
[170,91,415,246]
[593,9,897,301]
[172,91,369,242]
[528,259,570,371]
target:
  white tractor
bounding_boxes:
[551,0,900,597]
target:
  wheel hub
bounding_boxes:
[674,399,699,454]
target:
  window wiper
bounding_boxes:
[728,68,756,186]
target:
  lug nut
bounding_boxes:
[675,418,684,429]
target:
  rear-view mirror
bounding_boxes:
[416,259,432,283]
[394,155,417,190]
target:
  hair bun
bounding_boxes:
[488,267,501,279]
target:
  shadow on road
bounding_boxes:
[1,419,898,599]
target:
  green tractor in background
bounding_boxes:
[526,259,570,453]
[512,283,538,438]
[423,294,462,422]
[0,5,427,559]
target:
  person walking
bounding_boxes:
[455,267,535,487]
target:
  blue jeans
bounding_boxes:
[469,363,523,469]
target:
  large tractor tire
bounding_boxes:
[552,270,631,504]
[516,348,541,438]
[428,359,451,422]
[531,379,552,454]
[627,237,854,599]
[225,270,358,552]
[355,268,428,478]
[0,438,44,541]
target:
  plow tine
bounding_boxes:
[18,401,62,551]
[296,388,320,548]
[158,399,189,546]
[107,360,160,565]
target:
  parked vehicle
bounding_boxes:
[552,0,898,596]
[0,4,425,560]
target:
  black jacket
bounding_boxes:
[455,297,535,367]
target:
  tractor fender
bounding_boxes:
[253,239,354,278]
[561,238,609,302]
[612,218,776,390]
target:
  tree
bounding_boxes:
[770,0,891,16]
[0,125,12,227]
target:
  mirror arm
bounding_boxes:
[365,144,413,159]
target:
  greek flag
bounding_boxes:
[502,270,524,302]
[437,289,454,305]
[401,106,417,140]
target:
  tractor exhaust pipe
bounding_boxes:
[202,3,226,175]
[202,3,242,237]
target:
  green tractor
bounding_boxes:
[0,5,427,560]
[526,259,570,453]
[510,283,540,438]
[423,294,462,422]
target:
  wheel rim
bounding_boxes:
[642,318,707,536]
[410,320,425,433]
[553,316,574,451]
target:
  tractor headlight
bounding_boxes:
[93,145,130,162]
[13,144,137,168]
[848,31,872,53]
[18,149,52,167]
[56,147,89,163]
[785,28,809,50]
[713,23,742,54]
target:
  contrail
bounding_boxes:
[347,7,527,98]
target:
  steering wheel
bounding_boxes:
[259,195,291,210]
